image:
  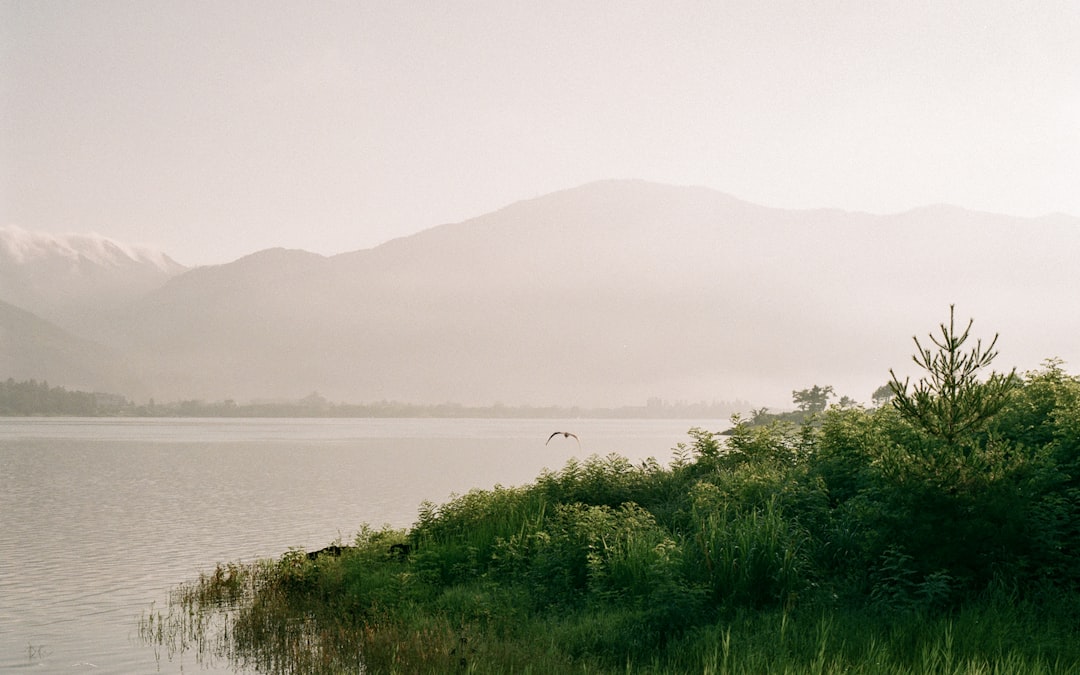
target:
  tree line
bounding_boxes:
[0,378,744,419]
[0,378,119,416]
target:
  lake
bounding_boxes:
[0,417,724,673]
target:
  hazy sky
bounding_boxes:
[2,1,1078,266]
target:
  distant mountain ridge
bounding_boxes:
[2,181,1078,408]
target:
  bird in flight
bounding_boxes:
[546,431,580,447]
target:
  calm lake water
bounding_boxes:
[0,417,724,673]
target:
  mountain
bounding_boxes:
[0,225,186,331]
[82,180,1080,408]
[0,299,140,394]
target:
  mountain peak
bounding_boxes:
[0,226,188,330]
[0,225,185,274]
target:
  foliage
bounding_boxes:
[141,308,1080,673]
[793,385,835,414]
[871,382,895,407]
[0,377,113,415]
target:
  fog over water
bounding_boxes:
[4,181,1078,412]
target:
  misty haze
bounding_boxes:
[3,1,1080,673]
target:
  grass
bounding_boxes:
[139,523,1080,674]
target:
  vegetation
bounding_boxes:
[736,384,858,430]
[141,309,1080,673]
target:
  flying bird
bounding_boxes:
[546,431,580,447]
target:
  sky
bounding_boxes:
[2,0,1078,267]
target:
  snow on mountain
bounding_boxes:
[0,225,184,274]
[0,225,187,333]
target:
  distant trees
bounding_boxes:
[0,378,107,416]
[792,385,834,414]
[871,383,894,407]
[0,384,742,419]
[730,385,842,431]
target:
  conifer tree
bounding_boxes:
[888,305,1018,444]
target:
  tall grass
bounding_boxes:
[687,488,809,608]
[142,565,1080,675]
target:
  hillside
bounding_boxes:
[0,299,140,394]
